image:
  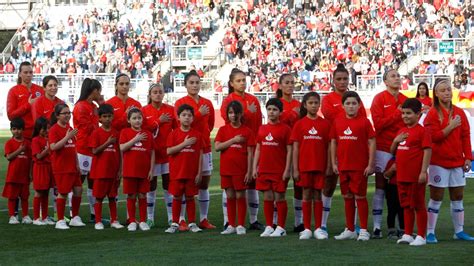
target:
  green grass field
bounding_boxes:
[0,131,473,265]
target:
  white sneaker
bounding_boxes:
[139,222,150,231]
[260,226,275,237]
[357,229,370,241]
[69,216,86,227]
[409,235,426,246]
[33,219,46,226]
[21,216,33,224]
[270,226,287,237]
[299,229,313,240]
[95,222,104,230]
[165,223,179,234]
[43,218,55,225]
[55,219,70,230]
[334,228,358,240]
[8,216,19,225]
[397,234,415,244]
[111,221,124,229]
[127,222,137,231]
[236,225,246,235]
[189,223,203,233]
[314,228,329,240]
[221,225,236,235]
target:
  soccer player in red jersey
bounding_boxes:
[216,101,255,235]
[142,83,178,227]
[254,98,292,237]
[292,92,331,240]
[331,91,375,241]
[49,103,84,229]
[7,61,44,139]
[415,82,432,113]
[221,68,264,230]
[370,69,407,238]
[31,117,55,226]
[89,104,124,230]
[424,79,474,243]
[119,108,154,232]
[32,76,63,123]
[175,71,216,230]
[165,104,204,234]
[2,118,32,225]
[390,98,431,246]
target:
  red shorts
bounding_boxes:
[33,163,54,190]
[169,179,198,197]
[397,182,426,209]
[123,177,150,195]
[297,171,325,190]
[93,178,119,198]
[2,182,30,199]
[221,175,248,191]
[54,173,82,194]
[256,174,288,193]
[339,171,368,196]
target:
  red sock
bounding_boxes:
[71,196,81,217]
[94,201,102,223]
[416,207,427,238]
[344,198,356,231]
[314,200,323,229]
[33,197,41,220]
[186,198,196,223]
[138,198,147,223]
[227,197,236,227]
[276,200,288,228]
[404,208,415,236]
[356,198,369,230]
[8,199,16,217]
[56,198,66,220]
[302,200,312,230]
[127,198,137,223]
[21,197,29,217]
[109,197,117,222]
[264,200,274,227]
[41,195,49,218]
[237,197,247,226]
[172,198,181,223]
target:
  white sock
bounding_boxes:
[163,190,173,223]
[294,198,303,227]
[247,189,259,224]
[68,192,73,217]
[180,195,186,221]
[198,189,210,222]
[273,202,278,225]
[146,190,156,221]
[372,189,385,230]
[450,200,464,234]
[87,188,95,215]
[222,191,228,225]
[427,199,442,234]
[51,189,57,213]
[321,195,332,228]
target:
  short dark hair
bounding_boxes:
[10,117,25,129]
[266,98,283,112]
[98,104,114,116]
[127,107,142,120]
[342,91,361,104]
[177,104,194,116]
[402,98,422,114]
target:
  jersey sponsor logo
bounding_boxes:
[304,127,322,140]
[265,133,273,141]
[67,139,73,143]
[134,141,143,147]
[383,105,391,108]
[262,133,279,146]
[230,144,243,148]
[340,127,357,140]
[399,140,406,145]
[344,127,352,135]
[308,127,317,135]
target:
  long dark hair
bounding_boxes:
[42,75,58,88]
[17,61,32,85]
[432,78,452,123]
[32,117,49,138]
[50,103,69,125]
[226,100,244,123]
[77,78,101,103]
[228,68,246,94]
[300,92,320,117]
[276,73,294,98]
[415,82,429,98]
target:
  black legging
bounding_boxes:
[385,183,404,230]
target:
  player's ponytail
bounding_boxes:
[300,91,320,118]
[77,78,102,103]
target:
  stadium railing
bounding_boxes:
[421,38,469,58]
[356,75,384,91]
[413,74,451,88]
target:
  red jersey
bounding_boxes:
[142,103,178,164]
[175,95,214,152]
[331,116,375,171]
[395,124,431,182]
[424,106,472,168]
[119,128,153,179]
[221,92,262,134]
[73,100,99,156]
[49,123,78,174]
[256,123,291,174]
[89,127,120,179]
[7,83,44,138]
[31,136,50,164]
[280,98,300,128]
[291,116,331,172]
[167,128,204,180]
[417,96,432,107]
[215,124,256,176]
[370,90,408,152]
[321,91,367,122]
[4,138,31,183]
[106,96,142,132]
[32,96,63,122]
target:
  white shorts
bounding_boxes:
[153,163,170,176]
[201,152,213,176]
[428,165,466,188]
[77,153,92,175]
[374,150,392,173]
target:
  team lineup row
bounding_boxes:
[3,62,473,246]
